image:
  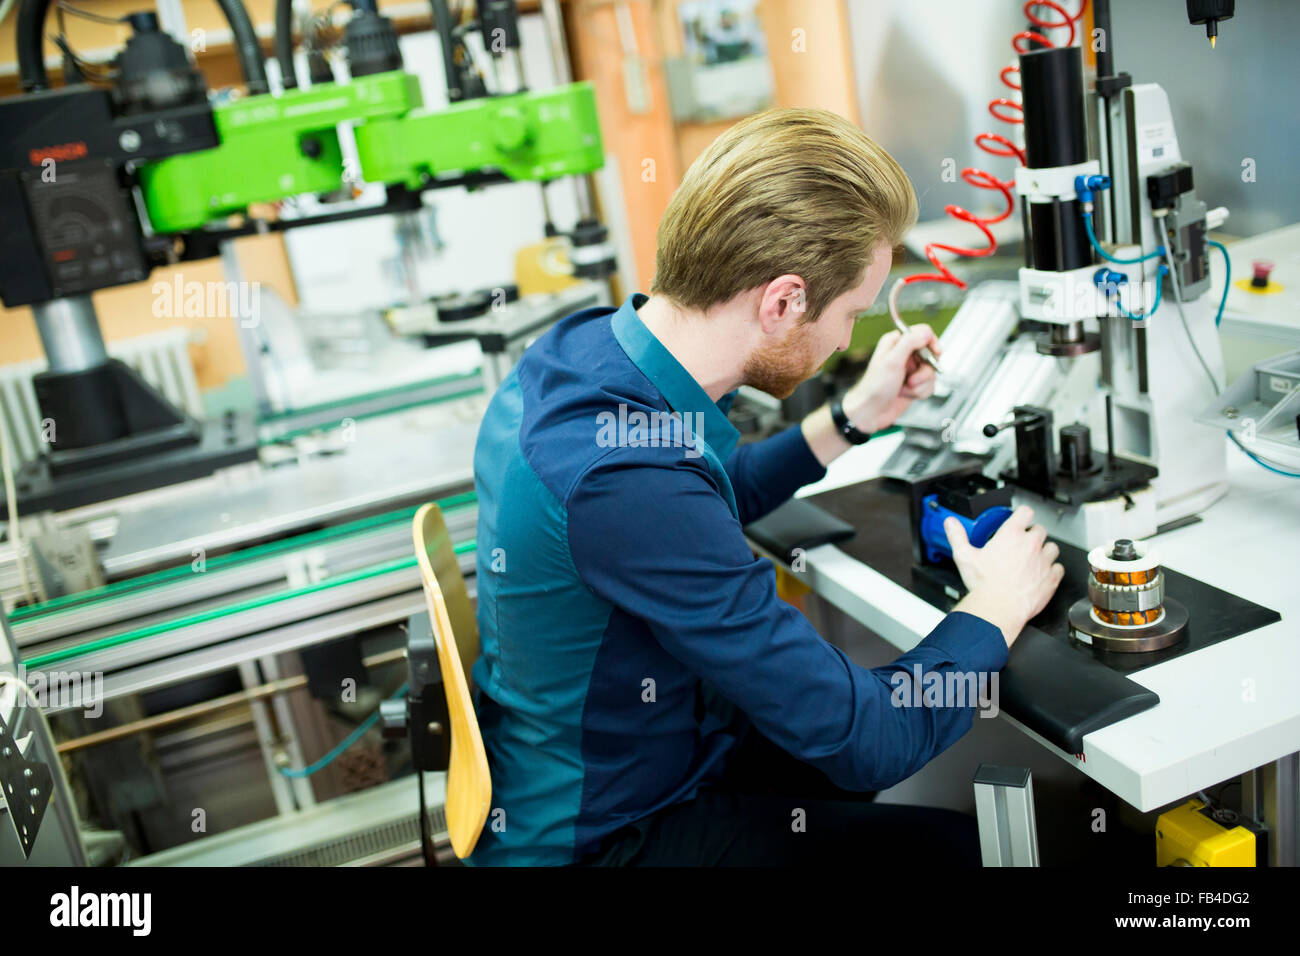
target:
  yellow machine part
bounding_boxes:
[514,238,582,296]
[1156,799,1256,867]
[1234,278,1284,295]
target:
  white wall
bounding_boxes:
[1109,0,1300,238]
[848,0,1046,222]
[846,0,1298,237]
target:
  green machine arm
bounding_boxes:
[139,73,605,234]
[354,82,604,189]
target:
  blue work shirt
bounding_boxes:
[468,293,1008,866]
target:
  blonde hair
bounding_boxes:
[651,108,917,322]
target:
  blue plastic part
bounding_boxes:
[919,494,1014,564]
[1097,264,1169,320]
[1094,267,1127,289]
[1074,173,1110,205]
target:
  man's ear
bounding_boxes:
[757,274,808,334]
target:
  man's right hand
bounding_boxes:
[946,505,1064,648]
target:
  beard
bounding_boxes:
[741,323,822,399]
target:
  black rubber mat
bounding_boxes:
[796,478,1282,753]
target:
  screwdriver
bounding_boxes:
[886,278,942,373]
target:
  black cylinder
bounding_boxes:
[344,10,403,77]
[1020,45,1087,169]
[1059,423,1094,476]
[1029,198,1092,272]
[114,13,209,114]
[1014,409,1055,497]
[480,0,521,51]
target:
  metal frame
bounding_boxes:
[973,764,1040,867]
[1242,753,1300,867]
[0,612,87,865]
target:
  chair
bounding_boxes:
[412,503,492,859]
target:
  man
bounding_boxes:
[468,108,1063,866]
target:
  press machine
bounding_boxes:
[886,16,1231,551]
[0,0,614,513]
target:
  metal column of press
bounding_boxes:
[973,764,1041,866]
[31,295,109,373]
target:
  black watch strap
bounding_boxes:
[829,398,871,445]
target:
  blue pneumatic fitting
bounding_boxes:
[1094,268,1128,295]
[919,494,1013,565]
[1074,173,1111,205]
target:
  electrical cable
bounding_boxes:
[888,0,1088,329]
[1083,211,1165,264]
[1208,238,1231,326]
[1153,225,1297,479]
[430,0,463,101]
[214,0,270,95]
[1227,434,1300,478]
[1111,264,1167,320]
[19,0,268,92]
[1159,236,1221,397]
[1227,430,1300,478]
[0,671,40,708]
[52,3,117,82]
[275,0,297,90]
[279,682,408,778]
[54,0,122,25]
[1102,264,1175,323]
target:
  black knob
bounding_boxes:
[1111,539,1138,561]
[126,11,161,33]
[300,137,322,159]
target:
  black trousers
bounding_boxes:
[575,724,982,867]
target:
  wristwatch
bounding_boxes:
[829,397,872,445]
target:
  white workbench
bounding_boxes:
[793,430,1300,814]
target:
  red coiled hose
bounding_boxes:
[888,1,1088,322]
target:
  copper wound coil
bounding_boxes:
[1093,607,1162,626]
[1070,538,1188,652]
[1092,567,1157,585]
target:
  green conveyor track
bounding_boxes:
[16,490,480,669]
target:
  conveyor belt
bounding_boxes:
[13,491,480,708]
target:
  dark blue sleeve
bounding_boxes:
[566,454,1010,793]
[725,424,827,525]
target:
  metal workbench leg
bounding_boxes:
[240,660,298,815]
[1243,752,1299,867]
[973,764,1040,867]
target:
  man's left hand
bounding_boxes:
[840,324,941,435]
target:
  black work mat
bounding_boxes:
[803,479,1282,753]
